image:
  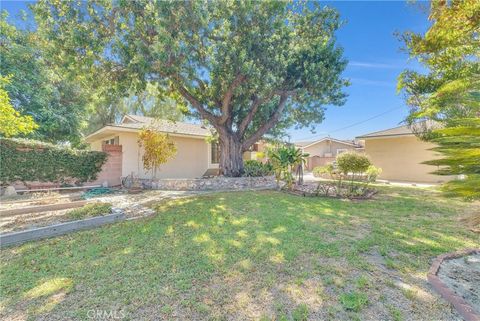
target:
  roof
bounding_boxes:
[356,124,414,139]
[357,121,440,139]
[294,137,358,149]
[120,115,211,137]
[85,115,211,142]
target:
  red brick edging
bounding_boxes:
[427,248,480,321]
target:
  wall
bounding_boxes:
[92,144,122,186]
[364,135,451,183]
[143,176,277,191]
[306,156,336,171]
[91,132,215,179]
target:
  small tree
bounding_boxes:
[137,128,177,179]
[336,152,371,191]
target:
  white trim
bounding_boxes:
[207,142,219,169]
[120,115,140,124]
[297,137,357,149]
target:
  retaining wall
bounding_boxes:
[142,176,277,191]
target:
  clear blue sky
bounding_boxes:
[2,1,430,141]
[290,1,430,142]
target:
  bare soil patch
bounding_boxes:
[0,190,209,233]
[438,253,480,315]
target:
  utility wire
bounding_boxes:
[296,106,404,141]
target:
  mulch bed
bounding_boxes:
[288,182,377,200]
[428,249,480,321]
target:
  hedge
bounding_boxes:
[0,138,107,186]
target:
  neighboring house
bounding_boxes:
[295,137,362,171]
[85,115,220,184]
[357,124,451,183]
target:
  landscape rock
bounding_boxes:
[3,186,17,197]
[141,176,277,191]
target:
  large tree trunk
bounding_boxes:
[219,132,244,177]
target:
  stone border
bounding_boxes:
[0,212,125,247]
[427,248,480,321]
[142,176,278,191]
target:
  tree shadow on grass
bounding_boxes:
[0,190,477,320]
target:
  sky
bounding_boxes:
[1,1,431,142]
[288,1,430,142]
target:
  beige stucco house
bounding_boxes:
[85,115,220,182]
[295,137,363,171]
[357,124,451,183]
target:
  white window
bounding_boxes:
[211,142,220,164]
[336,148,349,155]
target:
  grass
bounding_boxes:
[0,187,478,320]
[66,202,112,220]
[339,291,369,312]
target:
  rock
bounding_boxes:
[3,186,17,197]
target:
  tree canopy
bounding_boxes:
[398,0,480,199]
[33,0,348,176]
[0,11,87,144]
[0,76,38,137]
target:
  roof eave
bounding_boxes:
[84,124,209,142]
[356,133,415,140]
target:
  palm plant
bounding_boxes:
[269,145,309,189]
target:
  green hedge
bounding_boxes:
[0,138,107,185]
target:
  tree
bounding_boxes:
[398,0,480,199]
[0,76,37,137]
[33,0,348,176]
[0,11,88,144]
[137,128,177,179]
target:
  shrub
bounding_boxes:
[365,165,382,182]
[67,202,112,220]
[313,164,335,178]
[243,160,273,177]
[0,138,107,185]
[336,152,371,175]
[313,153,381,198]
[268,145,308,189]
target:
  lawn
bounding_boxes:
[1,187,478,320]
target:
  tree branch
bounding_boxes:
[219,74,246,124]
[237,86,295,137]
[174,82,220,125]
[237,92,275,136]
[242,94,289,150]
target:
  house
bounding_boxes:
[357,124,451,183]
[295,137,363,171]
[85,115,220,184]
